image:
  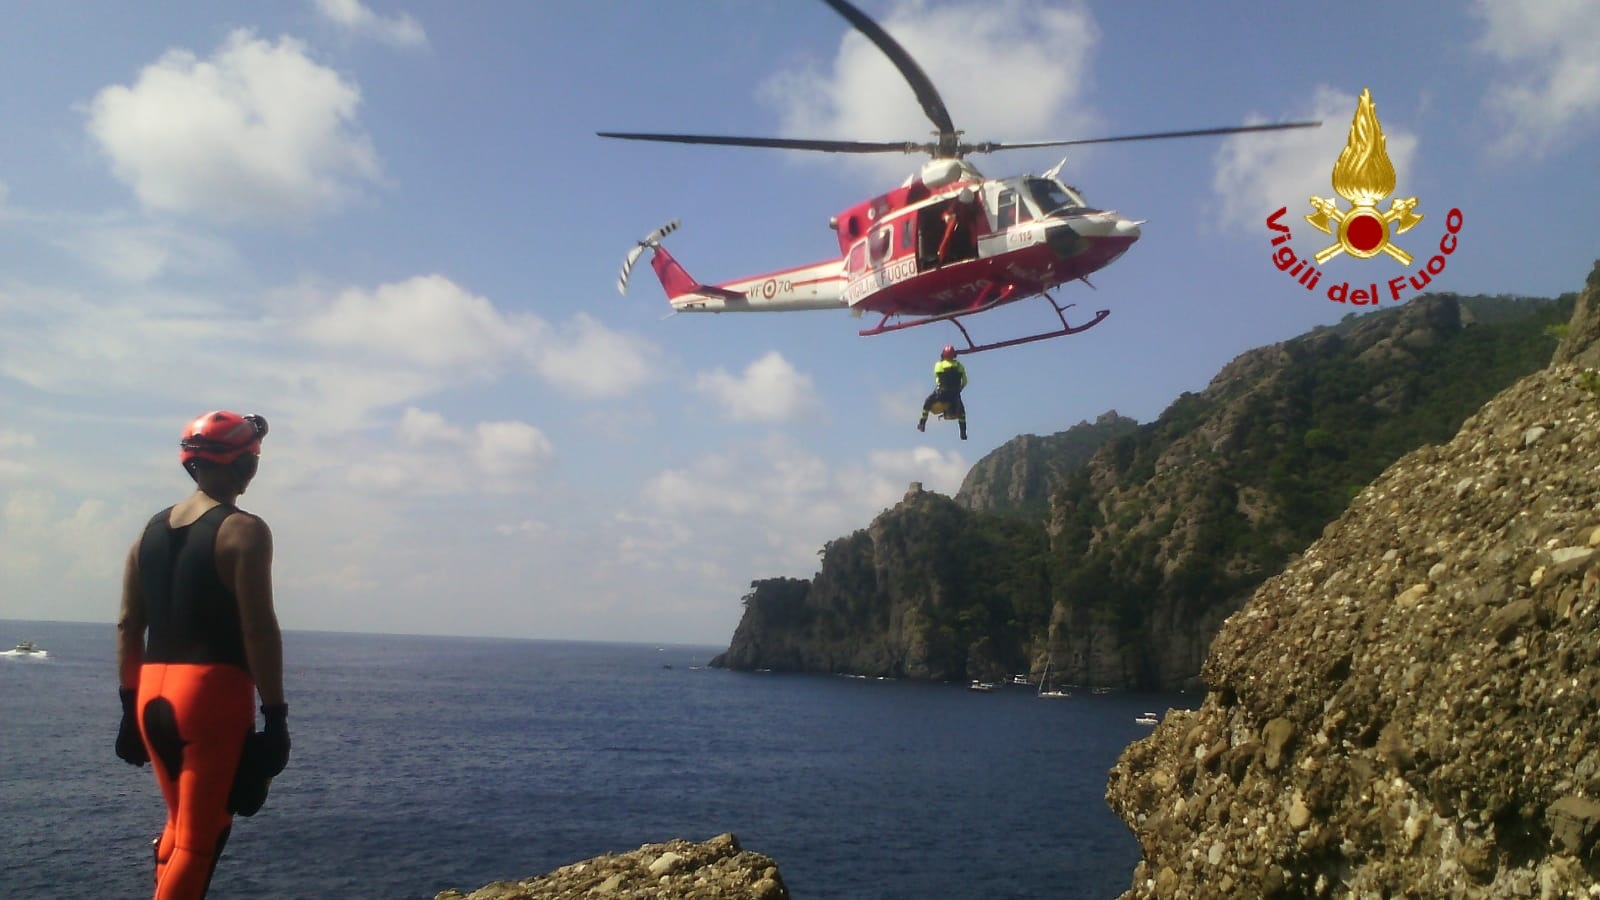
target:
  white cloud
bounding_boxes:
[61,224,239,284]
[762,0,1100,179]
[314,0,428,49]
[529,313,657,399]
[397,406,464,444]
[495,519,550,538]
[878,384,928,427]
[635,435,967,576]
[1472,0,1600,158]
[0,487,141,593]
[87,30,380,224]
[860,446,970,499]
[303,275,529,370]
[693,351,822,423]
[301,280,657,399]
[1211,86,1418,235]
[342,408,552,495]
[0,432,34,484]
[0,271,656,446]
[471,420,554,477]
[78,228,170,282]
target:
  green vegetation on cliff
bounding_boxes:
[718,492,1052,679]
[1056,295,1577,637]
[717,292,1577,687]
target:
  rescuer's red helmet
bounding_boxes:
[941,345,957,360]
[179,411,267,470]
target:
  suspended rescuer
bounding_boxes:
[917,344,968,439]
[116,410,289,900]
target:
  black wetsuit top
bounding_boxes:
[139,504,249,669]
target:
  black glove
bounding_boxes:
[229,704,289,817]
[116,687,149,766]
[259,704,290,777]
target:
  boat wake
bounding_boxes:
[1,649,49,659]
[4,641,49,660]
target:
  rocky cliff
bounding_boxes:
[714,292,1572,688]
[1044,293,1576,689]
[954,410,1138,517]
[434,834,787,900]
[712,488,1050,680]
[1106,264,1600,897]
[1554,261,1600,369]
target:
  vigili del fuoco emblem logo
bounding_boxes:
[1266,88,1462,306]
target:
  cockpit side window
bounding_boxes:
[997,189,1033,229]
[1026,178,1091,216]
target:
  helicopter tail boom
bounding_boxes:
[647,242,743,303]
[617,223,745,304]
[621,221,847,312]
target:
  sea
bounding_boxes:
[0,620,1192,899]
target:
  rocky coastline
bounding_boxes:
[442,264,1600,898]
[1106,263,1600,896]
[712,291,1575,690]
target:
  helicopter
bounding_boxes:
[605,0,1319,356]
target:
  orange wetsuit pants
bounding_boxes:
[137,663,255,900]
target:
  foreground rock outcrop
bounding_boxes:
[1107,358,1600,896]
[435,834,788,900]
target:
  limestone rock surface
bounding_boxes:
[435,834,788,900]
[1106,363,1600,897]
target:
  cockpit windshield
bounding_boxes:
[1026,178,1089,216]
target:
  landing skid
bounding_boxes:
[857,283,1015,337]
[858,287,1109,356]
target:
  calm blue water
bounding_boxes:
[0,620,1188,899]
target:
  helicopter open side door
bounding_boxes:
[915,188,983,271]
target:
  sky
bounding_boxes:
[1,0,1596,645]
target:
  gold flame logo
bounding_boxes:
[1305,88,1422,265]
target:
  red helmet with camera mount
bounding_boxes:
[179,411,268,467]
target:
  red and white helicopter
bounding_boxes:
[606,0,1318,356]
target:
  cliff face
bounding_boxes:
[714,292,1573,688]
[1553,260,1600,369]
[713,488,1049,681]
[1044,294,1578,689]
[954,411,1138,517]
[1106,265,1600,897]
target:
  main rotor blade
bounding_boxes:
[967,120,1323,153]
[597,131,925,154]
[819,0,957,141]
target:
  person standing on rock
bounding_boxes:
[116,410,290,899]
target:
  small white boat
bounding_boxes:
[1135,712,1159,725]
[967,680,997,692]
[6,640,47,658]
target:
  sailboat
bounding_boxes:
[1037,657,1070,699]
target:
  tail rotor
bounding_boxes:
[617,220,680,295]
